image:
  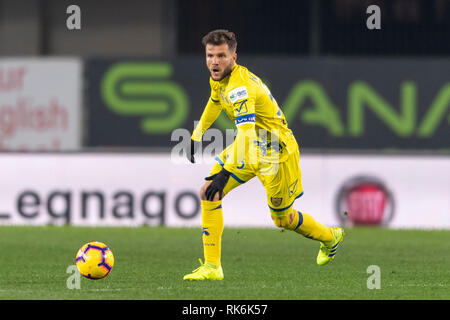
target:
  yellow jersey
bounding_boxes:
[192,63,298,170]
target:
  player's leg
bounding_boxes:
[259,150,345,265]
[272,209,334,242]
[183,154,255,280]
[259,151,334,241]
[198,162,244,268]
[270,207,344,265]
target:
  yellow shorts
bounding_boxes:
[208,144,304,219]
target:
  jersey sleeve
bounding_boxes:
[191,88,222,142]
[210,83,220,103]
[223,84,258,171]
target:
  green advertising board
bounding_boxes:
[87,58,450,151]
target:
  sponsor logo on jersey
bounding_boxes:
[233,99,248,115]
[228,86,248,103]
[235,113,255,125]
[288,179,298,198]
[201,227,210,236]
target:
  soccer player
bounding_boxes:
[183,30,344,281]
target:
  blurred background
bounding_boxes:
[0,0,448,229]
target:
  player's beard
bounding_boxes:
[211,62,234,81]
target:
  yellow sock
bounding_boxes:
[292,210,334,242]
[201,200,224,267]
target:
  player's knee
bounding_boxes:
[271,212,295,229]
[199,183,209,201]
[272,216,289,228]
[199,182,222,201]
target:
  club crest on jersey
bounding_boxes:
[270,197,283,207]
[229,86,248,104]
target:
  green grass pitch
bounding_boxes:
[0,225,449,300]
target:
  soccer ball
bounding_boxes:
[75,241,114,279]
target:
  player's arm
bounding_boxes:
[191,96,222,142]
[188,93,222,163]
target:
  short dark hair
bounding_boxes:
[202,29,237,52]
